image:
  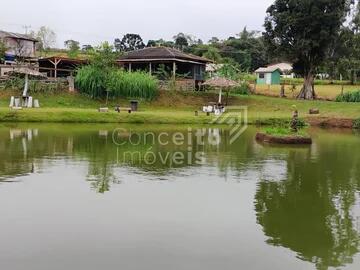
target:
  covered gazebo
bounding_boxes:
[202,77,239,105]
[117,47,212,84]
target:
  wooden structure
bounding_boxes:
[117,47,212,89]
[38,56,88,78]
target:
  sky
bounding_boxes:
[0,0,274,48]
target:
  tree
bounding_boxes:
[33,26,56,53]
[173,33,189,50]
[0,40,7,62]
[114,34,145,52]
[64,40,80,58]
[82,44,93,52]
[203,46,222,62]
[264,0,352,99]
[209,37,220,44]
[220,28,267,72]
[90,42,116,69]
[146,40,157,47]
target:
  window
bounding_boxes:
[259,73,265,79]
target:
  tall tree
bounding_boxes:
[114,34,145,52]
[173,33,189,50]
[82,44,93,52]
[64,40,80,58]
[33,26,57,52]
[264,0,352,99]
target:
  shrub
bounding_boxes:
[264,127,308,137]
[353,119,360,129]
[232,82,250,95]
[335,90,360,102]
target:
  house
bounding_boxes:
[0,30,38,61]
[117,47,212,90]
[255,67,282,85]
[266,62,294,78]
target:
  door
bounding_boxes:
[265,73,272,85]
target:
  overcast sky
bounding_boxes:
[0,0,274,47]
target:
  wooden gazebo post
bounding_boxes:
[49,58,61,78]
[172,61,176,80]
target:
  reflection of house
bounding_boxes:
[0,30,38,61]
[38,56,88,78]
[118,47,212,89]
[255,67,282,85]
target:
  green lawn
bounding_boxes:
[0,91,359,124]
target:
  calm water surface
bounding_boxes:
[0,124,360,270]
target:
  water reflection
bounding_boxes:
[1,124,360,269]
[254,131,360,270]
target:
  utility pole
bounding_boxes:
[23,25,31,35]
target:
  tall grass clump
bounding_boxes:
[75,42,158,100]
[107,70,158,100]
[335,90,360,102]
[75,65,107,98]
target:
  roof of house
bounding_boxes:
[0,30,38,42]
[266,62,293,72]
[255,66,282,73]
[38,56,89,64]
[118,47,212,64]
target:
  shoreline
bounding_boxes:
[0,107,357,129]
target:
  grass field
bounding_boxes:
[253,84,360,100]
[1,90,360,126]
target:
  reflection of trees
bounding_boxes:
[0,126,261,191]
[255,134,360,270]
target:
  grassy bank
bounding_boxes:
[0,90,359,126]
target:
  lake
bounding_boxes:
[0,124,359,270]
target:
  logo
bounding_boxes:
[211,106,248,144]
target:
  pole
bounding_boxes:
[172,62,176,80]
[22,74,29,97]
[218,88,222,104]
